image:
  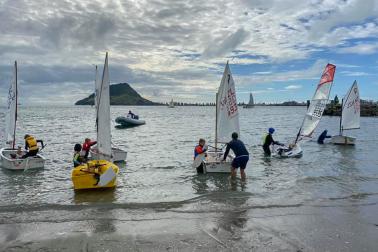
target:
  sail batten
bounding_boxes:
[5,61,18,149]
[297,64,336,141]
[96,53,112,157]
[341,81,360,131]
[216,62,240,143]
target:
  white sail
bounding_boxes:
[298,64,336,141]
[341,81,360,131]
[96,53,112,157]
[94,65,100,112]
[4,61,17,148]
[216,62,240,143]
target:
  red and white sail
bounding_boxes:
[298,63,336,141]
[341,81,360,131]
[216,62,240,143]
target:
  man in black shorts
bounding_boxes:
[223,132,249,180]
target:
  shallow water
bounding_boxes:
[0,106,377,251]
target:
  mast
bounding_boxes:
[215,92,218,151]
[13,61,18,149]
[339,98,343,135]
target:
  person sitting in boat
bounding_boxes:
[262,128,283,156]
[317,130,331,144]
[223,132,249,180]
[127,110,136,119]
[73,143,84,167]
[21,134,44,159]
[82,138,97,161]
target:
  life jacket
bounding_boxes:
[262,134,269,145]
[194,145,204,158]
[26,136,38,151]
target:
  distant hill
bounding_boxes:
[75,83,157,105]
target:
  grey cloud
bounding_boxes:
[202,28,249,59]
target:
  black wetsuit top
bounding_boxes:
[223,139,249,160]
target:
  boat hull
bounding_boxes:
[71,160,119,190]
[331,135,356,145]
[202,151,233,174]
[90,147,127,163]
[115,116,145,126]
[274,144,303,158]
[0,148,45,170]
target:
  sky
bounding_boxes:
[0,0,378,105]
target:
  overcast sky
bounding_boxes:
[1,0,378,105]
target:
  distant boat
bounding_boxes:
[168,99,175,108]
[331,81,360,145]
[0,61,46,170]
[193,62,239,173]
[276,63,336,158]
[89,53,127,162]
[115,115,146,128]
[243,93,254,108]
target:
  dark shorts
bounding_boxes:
[232,155,249,169]
[22,149,38,159]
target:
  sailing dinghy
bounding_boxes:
[0,61,46,170]
[276,63,336,158]
[243,93,254,108]
[168,99,175,108]
[193,62,239,173]
[90,53,127,162]
[331,81,360,145]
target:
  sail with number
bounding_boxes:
[297,63,336,142]
[341,81,360,131]
[96,53,112,157]
[5,61,17,149]
[216,62,240,143]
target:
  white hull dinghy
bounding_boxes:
[275,63,336,158]
[0,148,45,170]
[90,146,127,163]
[193,62,239,173]
[91,53,127,163]
[331,81,360,146]
[0,61,46,170]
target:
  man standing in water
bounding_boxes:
[223,132,249,180]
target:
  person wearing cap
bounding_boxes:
[223,132,249,180]
[262,128,282,156]
[22,134,44,158]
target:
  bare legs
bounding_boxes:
[231,167,246,180]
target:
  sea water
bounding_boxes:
[0,106,377,251]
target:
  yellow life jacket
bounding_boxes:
[262,134,269,145]
[26,136,38,151]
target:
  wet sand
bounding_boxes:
[1,194,378,251]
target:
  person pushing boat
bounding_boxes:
[222,132,249,180]
[317,130,331,144]
[193,138,207,173]
[22,134,44,159]
[262,128,283,156]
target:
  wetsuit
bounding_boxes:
[317,130,331,144]
[262,133,279,156]
[223,139,249,169]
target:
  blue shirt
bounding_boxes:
[223,139,249,160]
